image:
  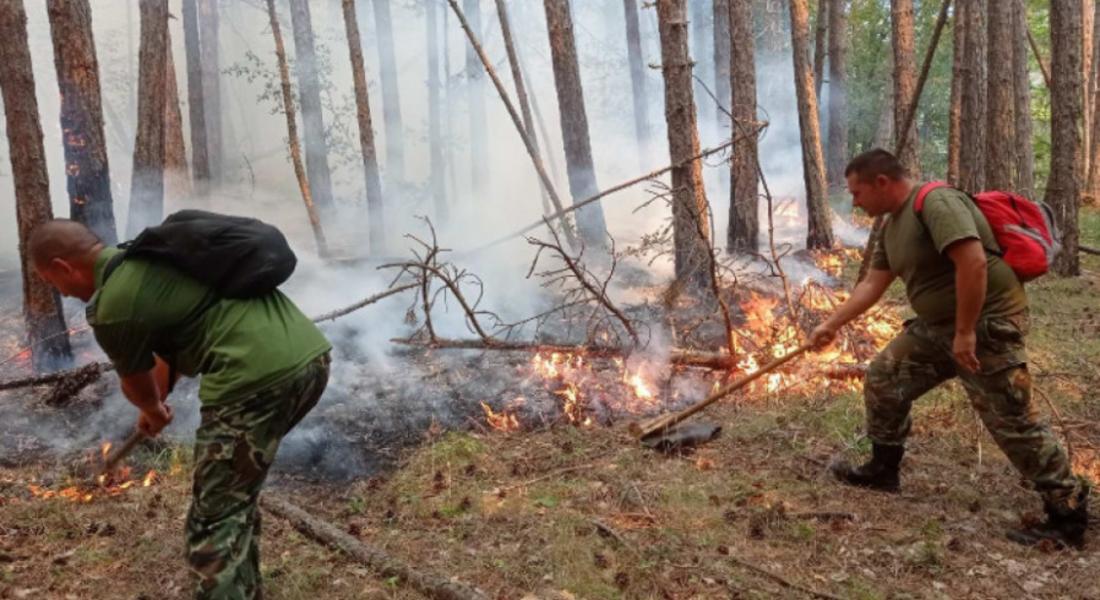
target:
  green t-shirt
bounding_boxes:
[870,185,1028,325]
[87,247,332,406]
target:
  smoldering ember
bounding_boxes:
[1,1,1099,598]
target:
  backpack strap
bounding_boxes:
[913,181,951,213]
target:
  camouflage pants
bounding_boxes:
[864,313,1084,507]
[185,353,330,600]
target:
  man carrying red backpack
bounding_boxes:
[809,149,1089,549]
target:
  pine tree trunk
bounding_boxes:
[790,0,834,249]
[1083,0,1094,181]
[813,0,828,97]
[959,0,986,193]
[948,0,965,186]
[45,0,118,245]
[1086,0,1100,203]
[544,0,608,250]
[657,0,713,289]
[427,0,448,220]
[371,0,405,184]
[690,0,712,134]
[127,0,168,238]
[164,40,189,205]
[1046,0,1083,276]
[0,0,72,371]
[985,0,1015,190]
[825,0,848,188]
[891,0,920,176]
[873,84,895,150]
[758,0,787,99]
[289,0,335,215]
[182,0,209,191]
[728,0,760,252]
[713,0,731,137]
[465,0,488,194]
[1012,0,1035,198]
[343,0,386,252]
[624,0,652,162]
[198,0,221,182]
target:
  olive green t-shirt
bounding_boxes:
[87,247,332,406]
[870,185,1028,325]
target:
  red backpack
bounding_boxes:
[914,181,1061,282]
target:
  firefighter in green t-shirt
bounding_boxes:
[29,219,332,598]
[809,149,1089,549]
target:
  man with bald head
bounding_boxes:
[29,218,331,599]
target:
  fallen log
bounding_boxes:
[1081,244,1100,256]
[0,361,113,393]
[260,495,487,600]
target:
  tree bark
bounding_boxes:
[728,0,759,252]
[0,0,73,371]
[891,0,920,177]
[164,40,190,205]
[1083,0,1094,182]
[464,0,488,194]
[947,0,965,186]
[44,0,118,246]
[265,0,327,256]
[127,0,168,238]
[958,0,986,193]
[624,0,652,159]
[790,0,834,249]
[371,0,405,184]
[814,0,828,97]
[1046,0,1083,276]
[181,0,209,191]
[1012,0,1034,198]
[690,0,712,134]
[657,0,713,290]
[825,0,848,188]
[714,0,732,138]
[198,0,221,181]
[343,0,386,253]
[985,0,1015,190]
[544,0,608,250]
[288,0,335,216]
[1087,0,1100,203]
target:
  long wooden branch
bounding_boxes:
[1081,244,1100,256]
[1027,27,1053,89]
[260,495,487,600]
[309,282,419,322]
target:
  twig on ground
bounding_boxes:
[726,555,844,600]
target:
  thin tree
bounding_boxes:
[624,0,652,160]
[825,0,848,188]
[790,0,835,249]
[1012,0,1034,198]
[544,0,609,250]
[265,0,327,256]
[891,0,920,176]
[45,0,118,245]
[288,0,335,215]
[814,0,828,97]
[372,0,405,184]
[465,0,488,194]
[728,0,759,252]
[0,0,73,371]
[985,0,1015,190]
[181,0,209,191]
[958,0,986,193]
[714,0,732,139]
[127,0,168,238]
[947,0,965,185]
[342,0,386,252]
[690,0,712,134]
[1046,0,1083,276]
[164,40,189,211]
[198,0,221,181]
[1083,0,1094,179]
[657,0,713,289]
[1086,0,1100,203]
[427,0,447,220]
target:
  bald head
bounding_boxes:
[28,219,105,302]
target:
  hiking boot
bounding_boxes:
[830,443,903,492]
[1008,487,1090,550]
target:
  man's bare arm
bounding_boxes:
[945,238,986,372]
[119,369,173,436]
[809,268,896,348]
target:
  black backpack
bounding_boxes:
[104,210,297,298]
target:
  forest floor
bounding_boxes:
[2,210,1100,600]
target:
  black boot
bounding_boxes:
[1007,487,1090,550]
[830,443,903,492]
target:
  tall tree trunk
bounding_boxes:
[371,0,405,184]
[873,84,896,150]
[948,0,965,186]
[985,0,1015,190]
[690,0,712,135]
[343,0,386,253]
[657,0,713,289]
[825,0,848,188]
[428,0,448,220]
[198,0,221,182]
[1046,0,1083,276]
[164,40,189,205]
[624,0,652,160]
[891,0,919,176]
[1083,0,1094,181]
[265,0,327,256]
[465,0,488,194]
[790,0,834,249]
[1087,0,1100,203]
[958,0,986,193]
[758,0,787,99]
[1012,0,1035,198]
[544,0,608,250]
[45,0,118,245]
[728,0,759,252]
[288,0,335,215]
[714,0,732,137]
[0,0,72,371]
[127,0,168,238]
[182,0,209,192]
[813,0,828,97]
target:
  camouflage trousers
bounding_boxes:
[864,313,1085,508]
[185,353,330,600]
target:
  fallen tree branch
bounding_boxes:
[1080,244,1100,256]
[260,495,487,600]
[726,555,844,600]
[309,283,419,322]
[0,361,113,393]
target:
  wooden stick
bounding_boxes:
[95,430,146,480]
[1080,244,1100,256]
[260,495,487,600]
[309,282,418,322]
[1027,27,1053,89]
[727,555,843,600]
